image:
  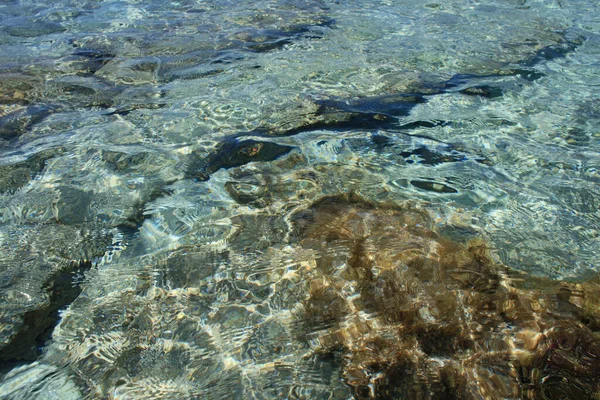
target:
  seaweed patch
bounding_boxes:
[291,194,600,399]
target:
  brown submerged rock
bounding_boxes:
[291,193,600,399]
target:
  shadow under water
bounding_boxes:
[291,194,600,400]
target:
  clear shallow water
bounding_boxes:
[1,0,600,398]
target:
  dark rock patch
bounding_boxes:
[458,85,503,98]
[240,18,335,53]
[0,104,57,140]
[230,93,432,140]
[155,49,244,83]
[503,67,546,81]
[410,179,458,193]
[105,86,167,115]
[115,187,175,236]
[101,150,153,172]
[46,75,120,109]
[0,74,41,106]
[0,260,94,362]
[295,93,428,134]
[237,60,567,141]
[343,133,479,167]
[55,186,93,225]
[401,147,467,165]
[156,250,226,290]
[187,139,295,181]
[108,102,168,116]
[317,94,427,118]
[0,224,113,364]
[156,18,335,82]
[225,179,270,206]
[0,148,64,194]
[90,14,334,86]
[179,31,582,192]
[1,17,65,37]
[521,34,584,67]
[151,18,332,83]
[562,126,590,147]
[66,48,116,74]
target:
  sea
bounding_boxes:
[1,0,600,398]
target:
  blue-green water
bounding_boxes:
[1,0,600,398]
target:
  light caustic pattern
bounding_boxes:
[1,0,600,398]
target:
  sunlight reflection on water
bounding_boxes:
[1,0,600,398]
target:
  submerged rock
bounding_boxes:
[54,186,93,225]
[88,8,334,86]
[44,75,120,109]
[0,148,64,194]
[0,74,41,105]
[291,194,600,399]
[1,18,65,38]
[0,104,57,140]
[0,224,112,362]
[0,260,94,362]
[63,48,116,75]
[187,139,295,181]
[410,179,458,193]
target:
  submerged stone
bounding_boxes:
[0,260,94,362]
[410,179,458,193]
[240,65,556,139]
[54,186,93,225]
[96,57,162,86]
[291,194,600,399]
[45,75,120,108]
[89,10,333,86]
[188,139,295,181]
[1,18,65,37]
[400,146,467,166]
[0,224,112,362]
[0,148,63,194]
[65,48,116,74]
[0,74,41,105]
[521,36,583,67]
[0,104,57,140]
[240,18,335,53]
[458,85,504,98]
[100,150,153,172]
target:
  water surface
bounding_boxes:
[1,0,600,398]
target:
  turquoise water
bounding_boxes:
[1,0,600,398]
